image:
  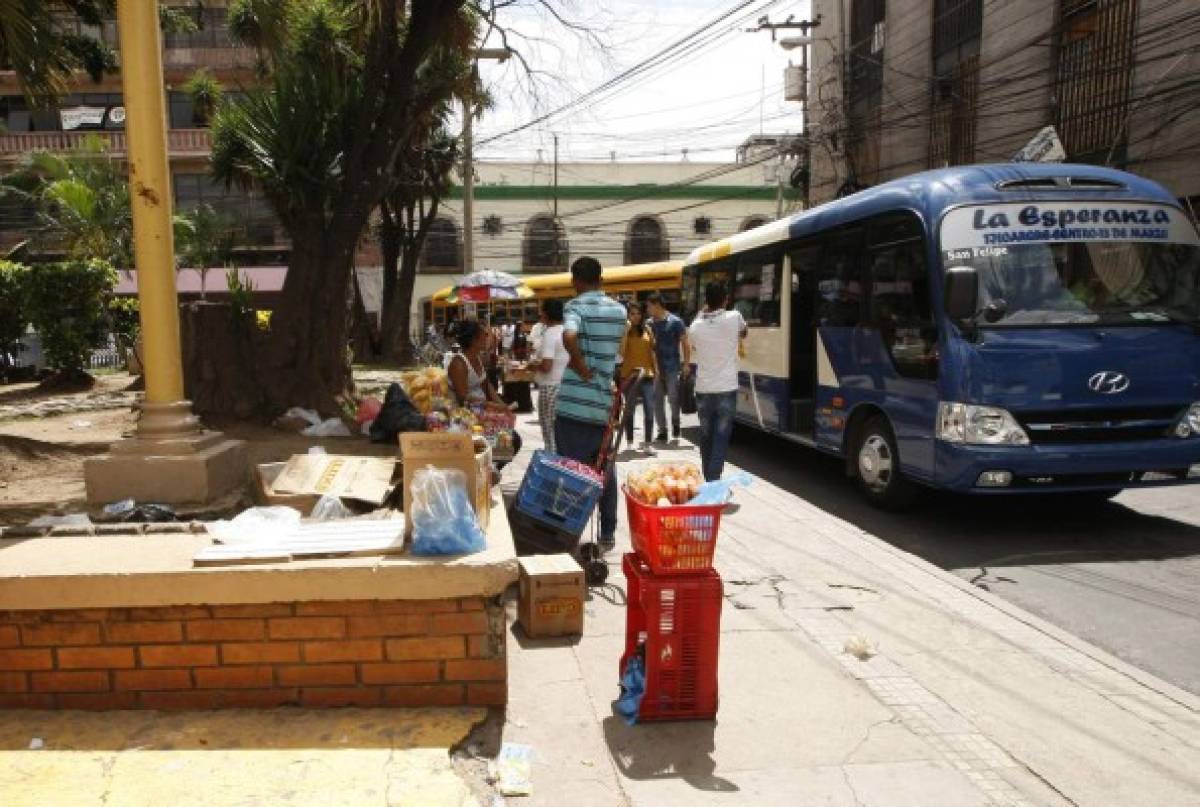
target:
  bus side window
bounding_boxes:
[682,267,700,322]
[868,231,938,380]
[817,228,865,326]
[733,248,783,326]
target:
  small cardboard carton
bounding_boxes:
[399,433,490,537]
[518,554,585,638]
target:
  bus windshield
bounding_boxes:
[941,202,1200,327]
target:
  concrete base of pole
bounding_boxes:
[84,401,247,506]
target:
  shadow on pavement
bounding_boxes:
[717,426,1200,572]
[601,715,738,793]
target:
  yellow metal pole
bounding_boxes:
[117,0,184,405]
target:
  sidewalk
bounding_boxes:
[499,412,1200,806]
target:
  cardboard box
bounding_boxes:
[518,554,585,638]
[253,462,321,513]
[399,433,490,537]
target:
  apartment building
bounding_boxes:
[806,0,1200,208]
[0,2,284,261]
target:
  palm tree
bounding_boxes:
[210,0,477,412]
[1,134,132,266]
[174,203,239,298]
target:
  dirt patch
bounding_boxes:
[0,434,109,525]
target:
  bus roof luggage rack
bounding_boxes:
[995,176,1127,191]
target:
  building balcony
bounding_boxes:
[163,46,258,71]
[0,128,212,165]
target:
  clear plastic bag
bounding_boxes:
[310,494,353,521]
[410,466,486,556]
[686,471,753,505]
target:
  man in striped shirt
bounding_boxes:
[554,256,628,550]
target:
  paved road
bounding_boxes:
[718,426,1200,696]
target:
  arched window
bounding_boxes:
[739,215,770,232]
[523,215,568,272]
[624,215,669,264]
[421,216,461,270]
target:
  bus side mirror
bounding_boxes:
[944,266,978,322]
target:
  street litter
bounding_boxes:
[844,635,877,661]
[100,499,177,523]
[28,738,43,750]
[301,417,353,438]
[69,419,93,430]
[208,506,302,545]
[273,406,323,432]
[490,743,533,797]
[310,494,353,521]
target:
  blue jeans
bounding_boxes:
[624,376,655,442]
[696,391,737,482]
[553,415,618,540]
[653,370,681,437]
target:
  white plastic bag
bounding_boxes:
[301,418,352,438]
[410,466,485,556]
[310,495,353,521]
[207,506,301,545]
[284,406,322,427]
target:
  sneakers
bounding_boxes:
[640,441,657,455]
[654,431,669,443]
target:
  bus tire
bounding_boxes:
[852,416,917,510]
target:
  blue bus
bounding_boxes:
[681,164,1200,507]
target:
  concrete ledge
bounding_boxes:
[0,498,518,611]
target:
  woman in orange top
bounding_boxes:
[618,302,660,454]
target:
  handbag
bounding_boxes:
[680,370,697,415]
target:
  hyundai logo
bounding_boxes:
[1088,371,1130,394]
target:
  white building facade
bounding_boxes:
[400,158,795,310]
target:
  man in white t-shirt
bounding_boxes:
[534,298,570,453]
[500,320,516,356]
[688,282,747,481]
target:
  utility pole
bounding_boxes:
[461,88,475,275]
[552,133,559,220]
[461,48,511,276]
[748,15,822,209]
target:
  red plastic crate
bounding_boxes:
[624,487,723,575]
[619,553,722,721]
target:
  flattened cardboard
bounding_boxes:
[271,454,396,506]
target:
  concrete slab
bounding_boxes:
[0,707,485,807]
[0,496,518,609]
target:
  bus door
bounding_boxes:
[786,242,823,436]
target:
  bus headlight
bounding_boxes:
[937,402,1030,446]
[1176,402,1200,438]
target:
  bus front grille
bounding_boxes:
[1017,405,1186,445]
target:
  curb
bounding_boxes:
[832,518,1200,712]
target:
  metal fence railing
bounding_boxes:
[87,347,124,370]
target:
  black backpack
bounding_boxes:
[369,382,427,443]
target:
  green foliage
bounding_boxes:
[173,203,240,296]
[183,68,223,126]
[226,267,256,319]
[106,296,139,351]
[1,134,132,266]
[22,259,118,373]
[0,260,29,359]
[0,0,117,105]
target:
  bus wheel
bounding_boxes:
[853,416,917,510]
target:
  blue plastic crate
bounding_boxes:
[515,450,603,536]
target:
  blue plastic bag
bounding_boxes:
[615,655,646,726]
[410,466,486,556]
[687,471,753,505]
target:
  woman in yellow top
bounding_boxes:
[618,302,660,454]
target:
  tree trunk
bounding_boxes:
[259,228,357,415]
[388,244,420,363]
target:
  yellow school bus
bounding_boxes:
[421,261,683,330]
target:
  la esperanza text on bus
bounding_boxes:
[973,205,1172,230]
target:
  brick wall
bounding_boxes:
[0,597,506,710]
